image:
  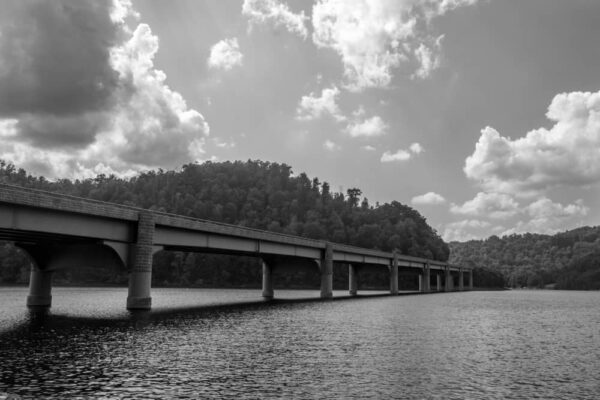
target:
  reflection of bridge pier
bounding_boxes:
[1,184,473,310]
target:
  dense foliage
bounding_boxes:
[449,227,600,290]
[0,160,448,289]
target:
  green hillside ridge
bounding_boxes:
[0,159,449,289]
[449,227,600,290]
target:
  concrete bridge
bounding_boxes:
[0,184,473,310]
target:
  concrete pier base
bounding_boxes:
[349,264,358,296]
[27,268,52,307]
[469,270,474,290]
[423,264,431,293]
[320,243,333,299]
[127,213,155,310]
[390,254,399,295]
[445,267,452,292]
[262,261,274,299]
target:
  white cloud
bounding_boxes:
[443,219,491,242]
[412,36,443,79]
[242,0,308,39]
[380,141,424,162]
[465,90,600,196]
[412,192,446,205]
[323,139,341,151]
[296,86,345,122]
[0,1,209,179]
[311,0,480,91]
[208,38,243,71]
[362,145,376,151]
[381,149,411,162]
[346,115,388,138]
[501,198,588,236]
[450,192,520,219]
[409,142,424,154]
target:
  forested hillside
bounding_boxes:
[449,227,600,290]
[0,160,448,289]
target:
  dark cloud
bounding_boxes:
[0,0,120,117]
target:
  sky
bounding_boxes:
[1,0,599,242]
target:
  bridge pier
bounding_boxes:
[469,269,474,290]
[390,254,399,295]
[418,274,423,292]
[348,264,358,296]
[436,274,441,291]
[127,212,155,310]
[445,266,452,292]
[459,268,464,291]
[320,243,333,299]
[262,261,274,299]
[422,263,431,293]
[27,267,53,307]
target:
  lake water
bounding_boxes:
[1,288,599,399]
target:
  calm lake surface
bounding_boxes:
[1,288,599,399]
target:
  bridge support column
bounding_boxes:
[445,266,452,292]
[436,274,441,291]
[27,267,53,307]
[469,270,473,290]
[423,263,431,293]
[320,243,333,299]
[262,261,274,299]
[349,264,358,296]
[459,269,464,291]
[418,274,423,292]
[127,212,155,310]
[390,253,399,295]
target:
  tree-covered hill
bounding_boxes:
[0,160,448,288]
[449,227,600,290]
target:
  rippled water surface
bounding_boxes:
[1,288,599,399]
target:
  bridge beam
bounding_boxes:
[348,264,358,296]
[127,212,155,310]
[27,267,53,307]
[320,243,333,299]
[262,261,274,299]
[390,253,399,295]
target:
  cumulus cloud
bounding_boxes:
[242,0,308,39]
[381,149,410,162]
[311,0,480,91]
[208,38,243,71]
[443,219,492,242]
[465,90,600,196]
[500,198,589,236]
[409,142,424,154]
[412,191,446,205]
[446,193,589,240]
[296,86,345,122]
[362,145,376,151]
[0,0,209,179]
[450,192,520,219]
[346,116,388,138]
[323,139,341,151]
[380,142,423,162]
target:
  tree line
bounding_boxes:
[449,226,600,290]
[0,159,449,289]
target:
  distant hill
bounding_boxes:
[449,227,600,290]
[0,159,448,289]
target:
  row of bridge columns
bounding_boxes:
[25,212,473,310]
